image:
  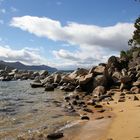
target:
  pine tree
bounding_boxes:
[128,17,140,47]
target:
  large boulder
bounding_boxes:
[42,75,54,85]
[33,71,40,77]
[54,74,61,83]
[92,86,105,97]
[45,83,54,91]
[68,68,88,79]
[2,76,12,81]
[112,71,122,84]
[60,83,75,92]
[79,73,93,85]
[93,75,107,88]
[60,75,75,84]
[88,66,96,74]
[132,51,140,60]
[107,56,120,70]
[94,65,106,75]
[120,76,132,84]
[79,73,94,93]
[39,70,48,76]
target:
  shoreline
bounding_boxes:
[59,103,113,140]
[61,118,111,140]
[62,91,140,140]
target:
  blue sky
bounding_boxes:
[0,0,140,69]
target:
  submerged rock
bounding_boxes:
[47,132,64,139]
[81,115,90,120]
[45,83,54,91]
[30,82,43,88]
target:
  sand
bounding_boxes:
[65,91,140,140]
[101,92,140,140]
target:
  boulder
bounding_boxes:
[39,70,48,76]
[8,71,15,76]
[120,76,131,84]
[132,51,140,60]
[120,83,129,91]
[93,75,107,88]
[94,65,105,75]
[134,95,139,101]
[132,81,140,87]
[33,71,40,77]
[54,74,61,83]
[2,76,12,81]
[136,71,140,78]
[88,66,96,74]
[94,104,103,108]
[79,73,93,85]
[52,83,58,88]
[107,56,120,70]
[79,73,94,93]
[47,132,64,139]
[92,86,105,97]
[12,69,18,73]
[83,108,93,113]
[30,82,43,88]
[60,75,75,84]
[75,85,82,92]
[63,83,75,92]
[45,83,54,91]
[87,99,96,106]
[68,68,88,79]
[118,98,125,102]
[136,64,140,71]
[98,95,112,102]
[130,86,140,94]
[112,71,122,83]
[34,77,41,83]
[42,75,54,85]
[128,61,137,69]
[81,115,90,120]
[121,68,127,76]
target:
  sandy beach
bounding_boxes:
[64,91,140,140]
[101,92,140,140]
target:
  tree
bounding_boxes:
[128,16,140,47]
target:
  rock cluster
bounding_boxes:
[30,49,140,96]
[0,69,48,81]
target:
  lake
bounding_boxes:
[0,81,77,140]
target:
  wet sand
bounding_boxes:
[62,118,111,140]
[59,105,112,140]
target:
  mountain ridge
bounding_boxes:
[0,60,57,72]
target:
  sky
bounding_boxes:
[0,0,140,70]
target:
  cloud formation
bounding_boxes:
[10,16,134,68]
[0,45,49,65]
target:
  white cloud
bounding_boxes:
[0,45,51,66]
[10,16,134,69]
